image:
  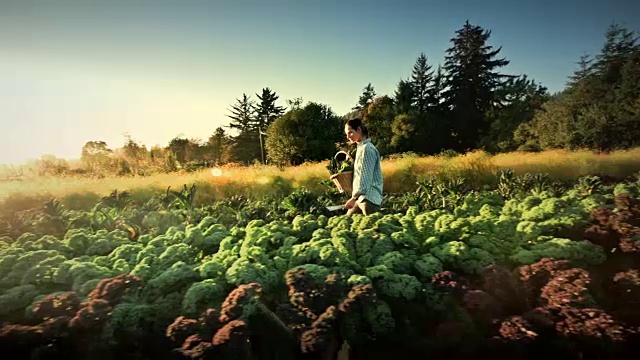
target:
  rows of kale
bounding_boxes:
[0,171,639,358]
[0,171,627,242]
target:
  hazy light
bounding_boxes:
[210,167,223,177]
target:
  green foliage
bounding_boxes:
[442,20,511,152]
[2,171,639,358]
[353,83,377,112]
[226,93,263,164]
[482,75,550,152]
[265,102,343,166]
[326,150,354,175]
[363,96,396,154]
[521,24,640,152]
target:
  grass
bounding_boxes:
[2,147,640,212]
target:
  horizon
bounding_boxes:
[1,0,639,166]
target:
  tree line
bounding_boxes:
[30,21,640,177]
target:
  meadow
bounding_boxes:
[2,147,640,212]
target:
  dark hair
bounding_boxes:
[346,118,369,137]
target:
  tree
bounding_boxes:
[390,113,419,152]
[566,54,595,88]
[265,102,343,166]
[254,87,286,128]
[593,24,638,89]
[121,135,149,176]
[523,24,640,152]
[207,127,230,165]
[227,93,257,133]
[515,92,580,150]
[167,137,203,165]
[286,97,304,110]
[431,65,445,107]
[81,141,112,174]
[393,78,414,114]
[225,94,261,164]
[253,87,286,164]
[363,96,396,154]
[481,75,549,151]
[149,145,177,173]
[394,53,447,154]
[353,83,377,112]
[442,20,511,151]
[36,155,70,176]
[410,53,435,116]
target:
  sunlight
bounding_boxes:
[210,167,223,177]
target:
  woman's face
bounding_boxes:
[345,124,362,144]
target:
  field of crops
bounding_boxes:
[2,167,640,359]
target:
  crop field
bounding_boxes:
[1,149,640,359]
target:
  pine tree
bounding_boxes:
[227,93,257,133]
[521,24,640,152]
[393,78,414,114]
[483,75,549,151]
[353,83,377,111]
[208,127,229,165]
[567,54,595,87]
[252,87,285,164]
[432,65,445,106]
[351,83,376,117]
[410,53,434,116]
[442,20,511,151]
[593,24,638,86]
[225,94,261,164]
[253,87,286,129]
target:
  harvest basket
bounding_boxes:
[330,171,353,194]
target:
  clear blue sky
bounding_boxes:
[0,0,638,164]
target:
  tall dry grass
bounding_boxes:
[1,147,640,211]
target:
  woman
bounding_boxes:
[343,118,383,216]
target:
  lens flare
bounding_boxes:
[210,168,223,177]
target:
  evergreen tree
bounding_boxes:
[410,53,434,116]
[225,94,261,164]
[482,75,549,151]
[432,65,445,107]
[593,24,638,88]
[227,93,257,132]
[353,83,377,112]
[208,127,230,165]
[442,21,511,151]
[523,24,640,152]
[420,65,450,154]
[567,54,595,87]
[393,78,414,114]
[253,87,286,129]
[252,87,286,164]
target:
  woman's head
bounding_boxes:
[345,118,368,144]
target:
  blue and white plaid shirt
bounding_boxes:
[351,138,384,206]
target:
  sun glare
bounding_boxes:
[210,168,223,177]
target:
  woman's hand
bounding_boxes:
[344,197,357,209]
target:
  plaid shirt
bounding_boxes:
[352,138,383,206]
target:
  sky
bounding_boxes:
[0,0,638,165]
